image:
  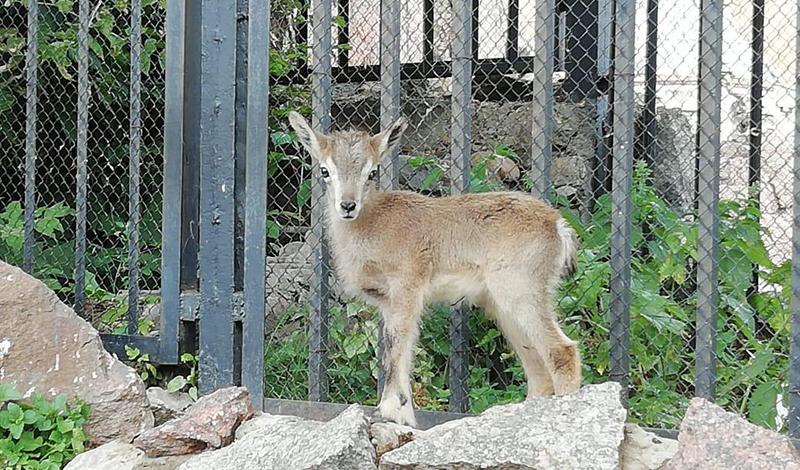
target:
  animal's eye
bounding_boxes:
[368,169,378,181]
[320,167,330,178]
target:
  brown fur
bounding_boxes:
[289,111,582,427]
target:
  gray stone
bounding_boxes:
[620,424,678,470]
[380,382,626,469]
[147,387,194,426]
[179,404,377,470]
[64,440,188,470]
[0,261,153,446]
[663,397,800,470]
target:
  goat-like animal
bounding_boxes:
[289,111,582,426]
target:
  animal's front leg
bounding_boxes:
[376,298,423,427]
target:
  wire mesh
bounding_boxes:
[0,0,797,433]
[0,0,166,335]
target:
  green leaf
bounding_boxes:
[296,179,312,209]
[166,376,187,393]
[748,382,779,429]
[267,220,281,240]
[0,383,23,402]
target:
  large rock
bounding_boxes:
[134,386,254,457]
[64,440,189,470]
[663,397,800,470]
[380,382,627,469]
[0,261,153,446]
[179,404,377,470]
[620,424,678,470]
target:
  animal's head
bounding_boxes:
[288,111,407,221]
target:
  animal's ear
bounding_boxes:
[288,111,327,159]
[371,117,407,161]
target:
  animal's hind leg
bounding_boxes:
[483,295,554,397]
[485,278,582,396]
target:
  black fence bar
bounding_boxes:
[448,0,473,414]
[337,0,349,68]
[506,0,519,61]
[748,0,764,191]
[608,0,636,399]
[234,0,250,294]
[181,1,202,292]
[197,0,238,393]
[471,0,479,62]
[747,0,765,300]
[243,0,270,410]
[591,0,614,212]
[641,0,659,168]
[159,0,186,365]
[530,0,555,200]
[23,0,37,275]
[127,0,143,335]
[309,0,333,403]
[790,0,800,437]
[275,56,538,86]
[74,0,89,318]
[423,0,434,67]
[695,0,723,401]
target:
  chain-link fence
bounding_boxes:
[261,0,799,433]
[0,0,166,334]
[1,0,798,435]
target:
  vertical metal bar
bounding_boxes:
[506,0,519,61]
[448,0,472,414]
[23,0,38,275]
[309,0,333,403]
[181,1,202,291]
[789,0,800,437]
[423,0,434,66]
[128,0,143,335]
[233,0,250,388]
[379,0,401,191]
[530,0,555,200]
[557,11,566,71]
[337,0,349,68]
[234,0,250,294]
[377,0,402,396]
[642,0,658,169]
[159,0,186,364]
[471,0,479,62]
[695,0,723,401]
[198,0,238,393]
[74,0,89,317]
[243,0,270,410]
[747,0,764,300]
[608,0,636,400]
[591,0,613,211]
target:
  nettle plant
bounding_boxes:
[0,383,89,470]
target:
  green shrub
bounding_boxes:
[0,383,90,470]
[264,161,790,431]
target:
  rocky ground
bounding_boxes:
[3,260,799,469]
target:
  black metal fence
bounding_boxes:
[1,0,798,435]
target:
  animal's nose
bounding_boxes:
[340,200,357,212]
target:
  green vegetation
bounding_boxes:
[265,162,789,431]
[0,383,89,470]
[0,0,789,437]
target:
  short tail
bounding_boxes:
[556,218,579,278]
